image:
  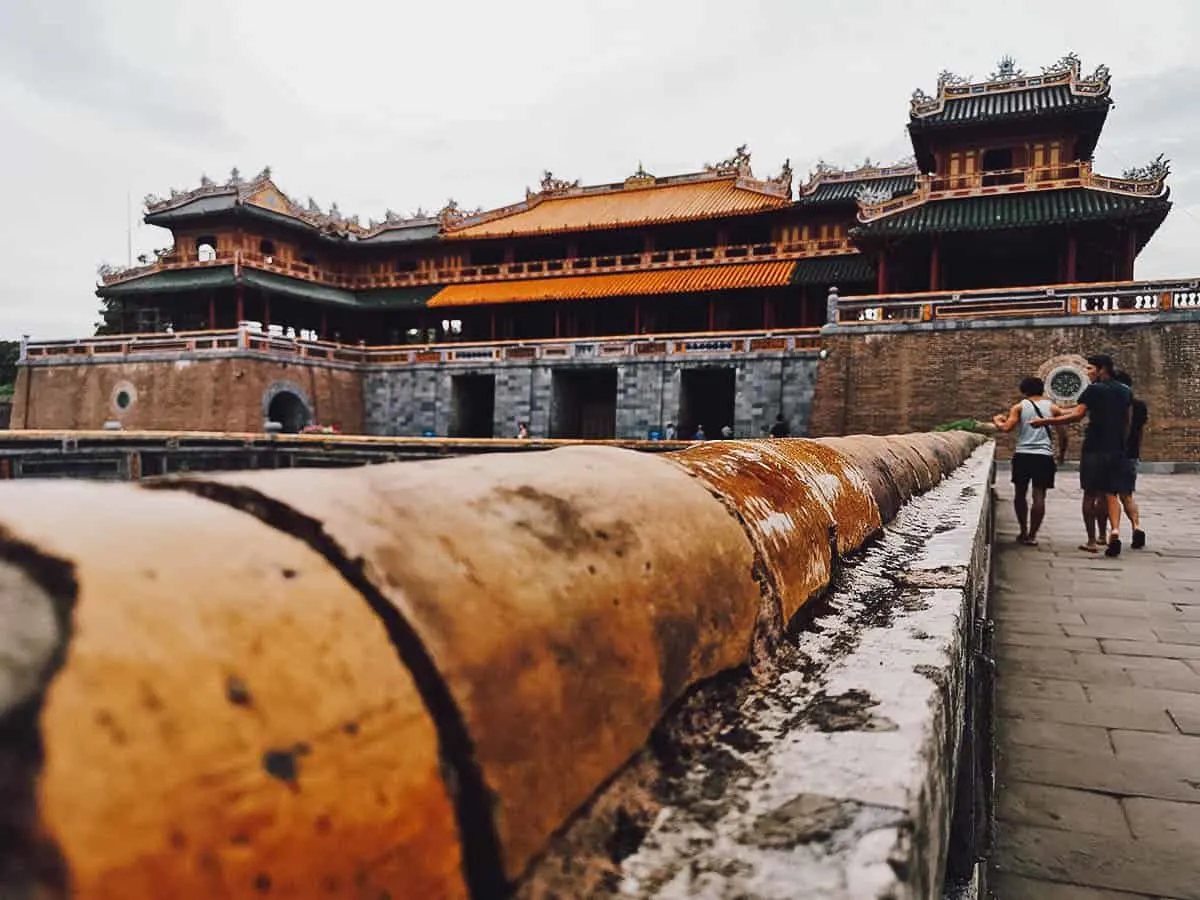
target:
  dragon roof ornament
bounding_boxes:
[801,155,919,190]
[142,167,443,238]
[704,144,753,177]
[911,53,1112,116]
[1122,153,1171,184]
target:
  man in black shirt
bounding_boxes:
[769,414,791,438]
[1114,370,1148,548]
[1032,353,1132,556]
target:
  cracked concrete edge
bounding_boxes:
[602,443,995,900]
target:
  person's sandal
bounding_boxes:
[1132,529,1146,549]
[1105,536,1122,558]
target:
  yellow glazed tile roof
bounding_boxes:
[427,261,795,307]
[446,179,789,239]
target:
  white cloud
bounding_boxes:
[1,0,1198,338]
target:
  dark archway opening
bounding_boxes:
[679,367,736,439]
[451,374,496,438]
[267,391,311,434]
[551,368,617,439]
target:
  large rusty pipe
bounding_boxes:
[0,483,465,899]
[0,432,985,898]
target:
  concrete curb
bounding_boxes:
[0,431,986,897]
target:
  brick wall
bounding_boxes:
[809,319,1200,461]
[12,356,364,433]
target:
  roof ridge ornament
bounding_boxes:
[705,144,753,177]
[989,55,1025,81]
[1121,154,1170,182]
[766,158,793,196]
[1042,52,1081,77]
[855,184,895,206]
[540,170,582,195]
[912,52,1112,116]
[624,162,656,189]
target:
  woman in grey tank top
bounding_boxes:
[992,377,1068,545]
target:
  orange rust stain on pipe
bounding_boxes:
[155,446,763,884]
[0,483,464,900]
[667,439,882,625]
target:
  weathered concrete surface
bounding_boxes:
[519,443,995,898]
[0,483,464,899]
[990,474,1200,900]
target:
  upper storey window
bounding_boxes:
[196,237,217,262]
[259,239,276,262]
[981,147,1021,186]
[981,148,1014,172]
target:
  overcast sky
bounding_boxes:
[2,0,1198,339]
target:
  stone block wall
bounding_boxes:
[809,315,1200,461]
[364,352,821,440]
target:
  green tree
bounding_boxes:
[94,297,124,335]
[0,339,19,397]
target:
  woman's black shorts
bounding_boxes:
[1012,452,1057,490]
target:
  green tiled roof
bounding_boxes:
[353,285,443,310]
[97,267,235,296]
[790,255,874,285]
[797,175,918,206]
[98,265,444,310]
[851,189,1171,239]
[241,269,359,307]
[910,85,1110,127]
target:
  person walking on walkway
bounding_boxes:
[1114,370,1148,549]
[1032,353,1132,557]
[992,376,1067,546]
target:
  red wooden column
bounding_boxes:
[633,299,641,334]
[235,283,245,323]
[707,298,715,331]
[263,295,271,328]
[1065,232,1078,283]
[1125,227,1138,280]
[928,238,941,292]
[554,305,561,338]
[208,293,217,330]
[490,309,497,340]
[876,252,889,294]
[320,308,328,338]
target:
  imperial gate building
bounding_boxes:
[14,55,1199,459]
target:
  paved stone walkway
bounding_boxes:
[989,474,1200,899]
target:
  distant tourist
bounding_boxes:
[769,414,791,438]
[720,424,733,439]
[694,424,706,441]
[665,422,678,440]
[991,377,1067,546]
[1114,370,1148,549]
[1031,354,1132,557]
[516,421,530,439]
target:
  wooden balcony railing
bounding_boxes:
[835,279,1200,325]
[857,161,1168,222]
[21,325,824,367]
[99,238,857,291]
